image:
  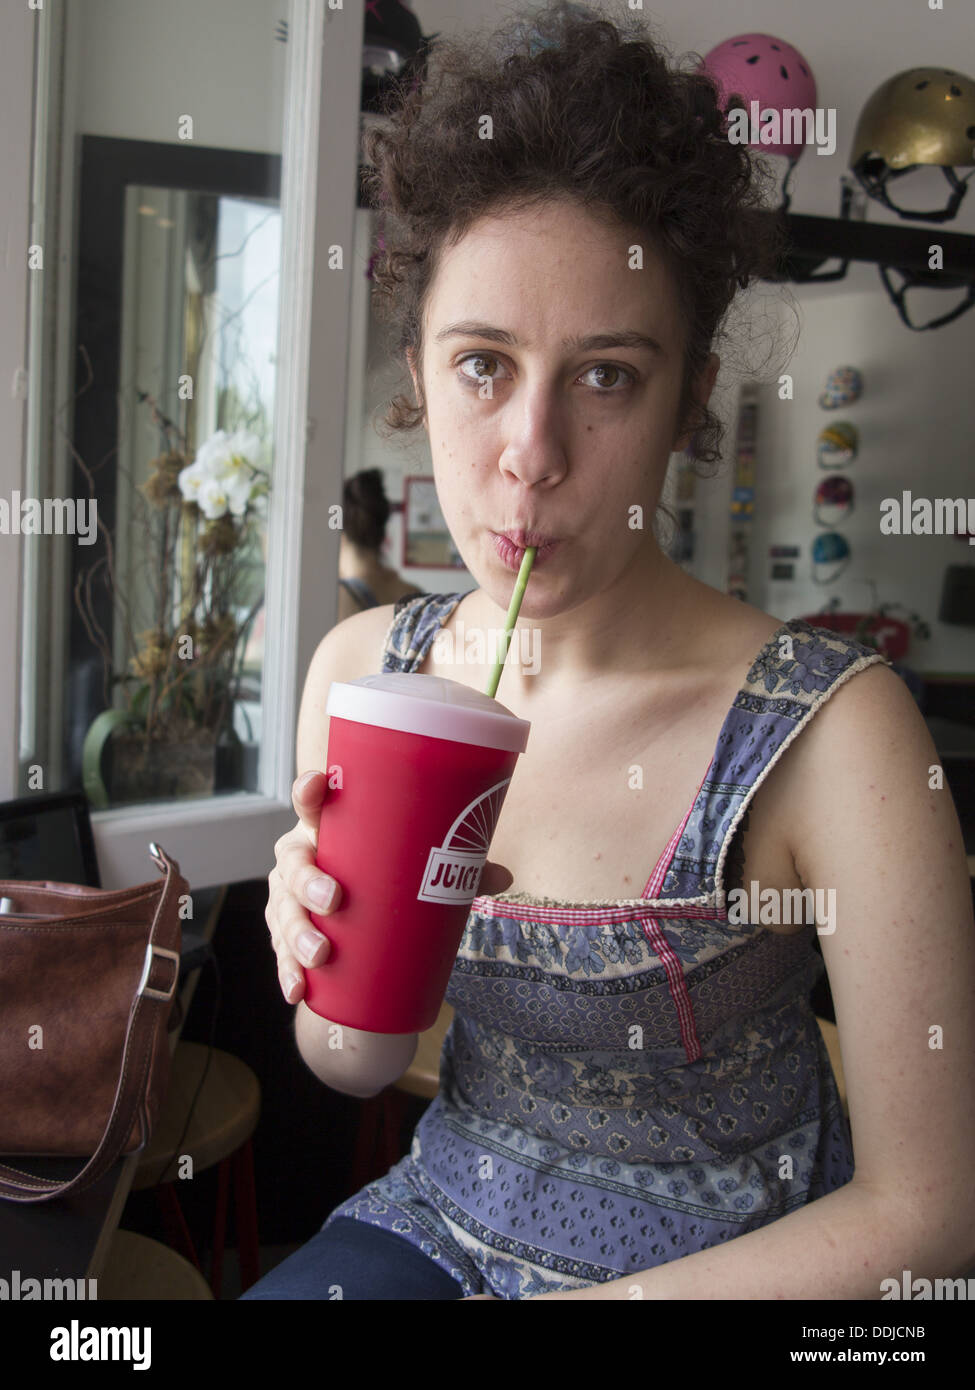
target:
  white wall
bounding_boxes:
[74,0,286,152]
[748,282,975,673]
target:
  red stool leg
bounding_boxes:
[210,1157,231,1299]
[232,1137,260,1293]
[380,1089,410,1172]
[155,1183,203,1272]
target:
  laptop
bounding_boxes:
[0,789,101,888]
[0,789,208,974]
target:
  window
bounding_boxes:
[6,0,363,888]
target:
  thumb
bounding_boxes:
[477,859,514,897]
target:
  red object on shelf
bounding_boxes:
[799,612,910,661]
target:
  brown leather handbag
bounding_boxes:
[0,841,186,1203]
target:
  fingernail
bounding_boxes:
[308,877,336,910]
[298,927,327,964]
[283,971,303,1001]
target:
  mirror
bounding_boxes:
[66,140,282,806]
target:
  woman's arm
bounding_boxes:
[531,663,975,1300]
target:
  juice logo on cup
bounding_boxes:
[418,779,511,905]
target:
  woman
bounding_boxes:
[247,3,975,1299]
[336,468,423,621]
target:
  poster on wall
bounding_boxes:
[403,476,465,569]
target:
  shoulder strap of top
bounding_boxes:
[658,618,894,907]
[338,576,379,609]
[380,592,467,673]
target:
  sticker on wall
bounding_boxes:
[818,366,863,410]
[811,531,851,584]
[813,475,854,527]
[817,421,859,468]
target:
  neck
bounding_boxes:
[472,540,712,703]
[339,537,381,580]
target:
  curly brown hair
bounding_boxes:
[363,0,788,473]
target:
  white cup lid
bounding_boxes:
[325,673,531,753]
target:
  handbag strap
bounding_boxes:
[0,842,185,1203]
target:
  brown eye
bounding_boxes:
[584,363,632,390]
[460,353,499,380]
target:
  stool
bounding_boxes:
[350,1007,851,1192]
[131,1041,261,1298]
[98,1230,214,1300]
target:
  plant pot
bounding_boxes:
[106,727,218,806]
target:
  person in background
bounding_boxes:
[336,468,424,621]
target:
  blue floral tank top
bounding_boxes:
[324,592,891,1298]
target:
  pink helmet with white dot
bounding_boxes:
[698,33,819,162]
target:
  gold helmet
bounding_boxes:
[850,67,975,222]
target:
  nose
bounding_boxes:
[497,379,569,488]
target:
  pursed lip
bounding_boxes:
[495,529,560,548]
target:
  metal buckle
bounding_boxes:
[137,943,181,1001]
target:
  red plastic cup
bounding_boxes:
[303,673,531,1033]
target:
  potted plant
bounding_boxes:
[80,397,269,808]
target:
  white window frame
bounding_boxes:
[2,0,364,890]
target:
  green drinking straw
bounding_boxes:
[485,546,536,698]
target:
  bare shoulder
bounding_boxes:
[774,657,942,867]
[791,658,928,762]
[312,602,401,684]
[295,603,399,775]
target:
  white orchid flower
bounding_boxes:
[196,429,261,482]
[225,476,254,517]
[197,476,235,521]
[177,459,208,501]
[180,429,266,518]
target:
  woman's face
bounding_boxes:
[407,197,719,617]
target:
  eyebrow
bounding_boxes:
[433,321,665,357]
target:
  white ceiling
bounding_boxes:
[401,0,975,302]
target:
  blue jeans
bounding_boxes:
[239,1217,466,1301]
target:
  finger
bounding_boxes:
[265,884,317,1002]
[292,770,328,845]
[274,825,344,918]
[275,889,333,972]
[276,946,307,1005]
[478,859,514,897]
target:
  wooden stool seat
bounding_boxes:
[98,1230,214,1300]
[128,1042,262,1297]
[132,1042,261,1188]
